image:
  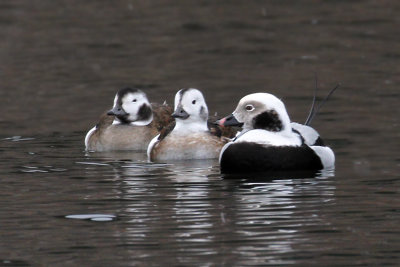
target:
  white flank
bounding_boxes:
[291,122,320,145]
[84,126,96,149]
[310,146,335,169]
[147,134,160,160]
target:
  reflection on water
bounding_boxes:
[0,133,399,266]
[105,149,338,266]
[1,0,400,266]
[66,214,117,222]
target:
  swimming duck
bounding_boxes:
[147,88,228,161]
[85,87,173,152]
[217,93,335,173]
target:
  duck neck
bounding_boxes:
[131,114,153,126]
[174,119,209,134]
[112,114,153,126]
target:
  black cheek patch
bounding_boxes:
[253,110,283,131]
[199,106,207,120]
[138,104,152,121]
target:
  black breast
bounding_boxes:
[220,142,323,174]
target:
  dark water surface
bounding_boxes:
[0,1,399,266]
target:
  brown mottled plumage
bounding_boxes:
[85,87,176,152]
[147,88,236,161]
[149,131,227,161]
[85,103,173,152]
[208,113,239,139]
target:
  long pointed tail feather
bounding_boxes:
[305,77,340,126]
[304,74,319,126]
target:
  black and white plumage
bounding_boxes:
[85,87,173,151]
[107,87,154,126]
[217,93,335,174]
[147,88,227,161]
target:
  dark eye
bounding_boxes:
[245,105,254,111]
[192,100,196,104]
[132,99,137,102]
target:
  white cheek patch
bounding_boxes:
[122,102,137,117]
[232,111,245,125]
[122,93,148,120]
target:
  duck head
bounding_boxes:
[107,87,153,126]
[218,93,292,133]
[172,88,209,132]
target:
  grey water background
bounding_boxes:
[0,0,399,266]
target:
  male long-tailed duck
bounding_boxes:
[85,87,173,151]
[147,88,228,161]
[217,93,335,173]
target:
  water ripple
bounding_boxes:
[2,136,36,142]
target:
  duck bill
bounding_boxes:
[172,106,190,120]
[217,114,244,127]
[107,106,128,117]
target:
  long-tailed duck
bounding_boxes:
[217,93,335,173]
[147,88,228,161]
[85,87,173,151]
